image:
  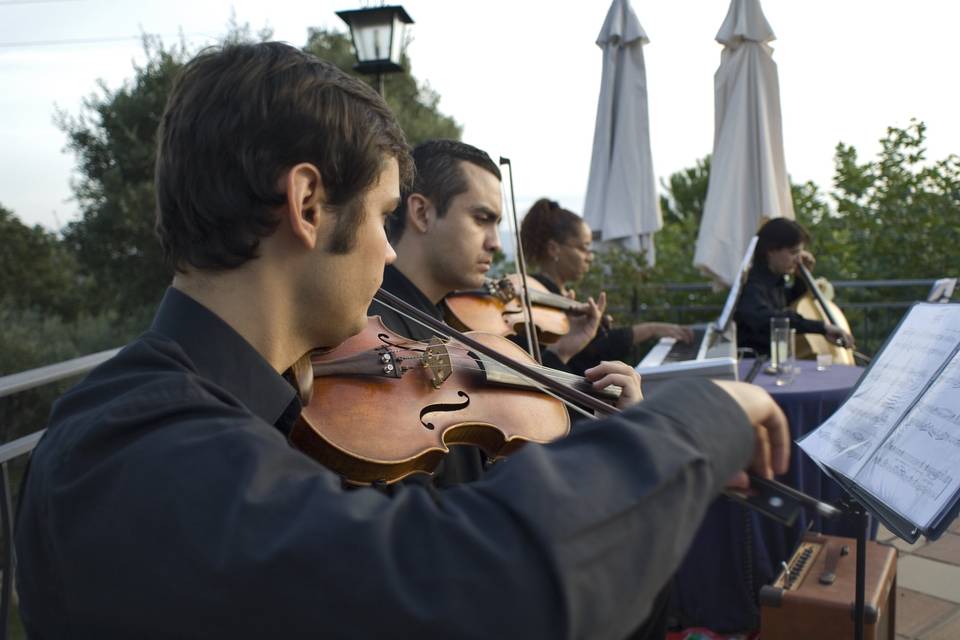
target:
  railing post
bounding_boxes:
[0,461,13,640]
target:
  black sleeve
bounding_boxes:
[783,279,829,334]
[22,378,754,639]
[735,280,825,352]
[566,326,635,376]
[784,275,809,306]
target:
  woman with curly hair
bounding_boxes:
[520,198,693,375]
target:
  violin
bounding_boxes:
[442,274,588,344]
[291,289,812,517]
[793,264,856,365]
[289,310,620,485]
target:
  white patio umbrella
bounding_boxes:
[583,0,661,266]
[693,0,795,286]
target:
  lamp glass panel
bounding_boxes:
[352,16,394,63]
[389,16,404,64]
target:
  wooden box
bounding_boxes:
[759,532,897,640]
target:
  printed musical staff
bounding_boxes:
[799,303,960,535]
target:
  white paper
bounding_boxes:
[799,304,960,479]
[856,350,960,528]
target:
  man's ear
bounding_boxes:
[405,193,434,234]
[282,163,326,250]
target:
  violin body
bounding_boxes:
[442,274,583,344]
[792,268,856,365]
[290,317,571,484]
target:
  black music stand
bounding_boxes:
[836,497,871,640]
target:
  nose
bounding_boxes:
[384,240,397,266]
[486,227,502,253]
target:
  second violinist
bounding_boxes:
[370,139,643,486]
[375,141,675,640]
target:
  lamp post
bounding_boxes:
[336,4,414,97]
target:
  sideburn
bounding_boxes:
[326,198,366,254]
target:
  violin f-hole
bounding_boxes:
[419,391,471,431]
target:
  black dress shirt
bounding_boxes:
[17,286,755,639]
[734,262,827,356]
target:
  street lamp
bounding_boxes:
[336,4,414,96]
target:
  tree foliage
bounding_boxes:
[57,35,189,313]
[58,28,462,316]
[0,204,87,318]
[799,120,960,281]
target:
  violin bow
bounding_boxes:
[499,157,542,365]
[373,287,837,519]
[374,287,614,416]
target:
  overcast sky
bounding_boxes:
[1,0,957,231]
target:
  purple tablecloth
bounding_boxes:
[671,359,865,632]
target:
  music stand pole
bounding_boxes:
[852,501,869,640]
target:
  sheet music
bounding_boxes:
[799,305,960,479]
[855,349,960,528]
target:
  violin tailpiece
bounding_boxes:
[422,338,453,388]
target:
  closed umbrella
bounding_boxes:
[693,0,794,286]
[583,0,661,266]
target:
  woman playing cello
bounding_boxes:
[734,218,854,356]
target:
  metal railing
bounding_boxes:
[0,348,119,639]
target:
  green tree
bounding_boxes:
[0,205,87,318]
[580,156,722,326]
[800,120,960,282]
[57,35,189,313]
[649,155,712,285]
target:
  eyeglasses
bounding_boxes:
[564,242,593,254]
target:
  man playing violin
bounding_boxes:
[370,140,639,490]
[376,142,694,639]
[17,42,791,639]
[735,218,854,356]
[376,139,608,373]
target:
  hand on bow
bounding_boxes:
[584,360,643,408]
[710,379,790,490]
[825,324,855,349]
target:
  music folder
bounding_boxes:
[798,302,960,543]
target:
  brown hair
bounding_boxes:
[387,139,501,242]
[755,218,810,266]
[156,42,413,270]
[520,198,585,264]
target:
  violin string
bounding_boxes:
[389,348,617,397]
[369,297,599,420]
[364,308,598,387]
[390,347,596,384]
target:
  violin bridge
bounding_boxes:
[421,338,453,388]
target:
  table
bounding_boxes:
[670,359,865,632]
